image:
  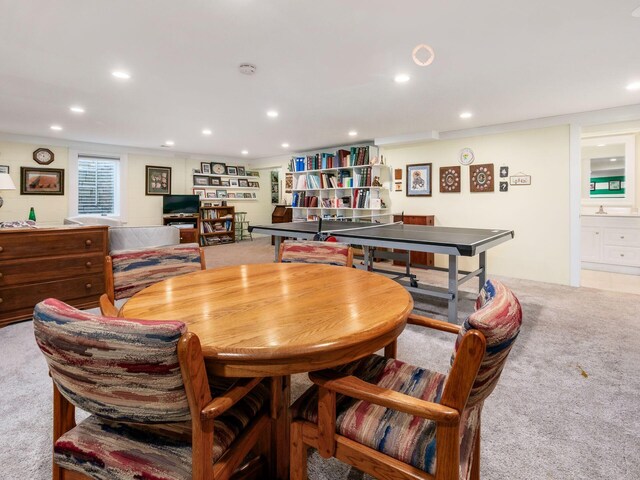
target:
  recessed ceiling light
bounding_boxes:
[348,130,358,136]
[610,158,617,162]
[241,150,249,155]
[202,129,212,135]
[459,112,473,119]
[111,70,131,80]
[626,81,640,91]
[266,110,279,118]
[69,106,85,114]
[164,140,175,146]
[597,143,606,147]
[394,74,410,83]
[50,125,63,131]
[281,143,290,148]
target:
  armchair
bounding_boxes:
[278,240,353,268]
[290,279,522,480]
[33,298,271,480]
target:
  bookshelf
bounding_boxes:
[289,145,391,222]
[199,205,235,246]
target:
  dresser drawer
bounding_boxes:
[602,245,640,266]
[603,228,640,247]
[0,274,105,313]
[0,253,104,287]
[0,229,106,260]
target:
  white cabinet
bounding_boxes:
[581,215,640,274]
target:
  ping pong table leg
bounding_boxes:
[479,251,486,290]
[363,246,372,271]
[448,255,458,323]
[274,236,282,262]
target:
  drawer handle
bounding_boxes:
[0,297,2,304]
[620,254,625,257]
[85,283,92,289]
[85,239,92,246]
[86,261,92,268]
[0,246,3,252]
[0,272,3,278]
[620,236,625,239]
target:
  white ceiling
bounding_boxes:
[1,0,639,159]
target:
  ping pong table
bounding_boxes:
[249,220,514,322]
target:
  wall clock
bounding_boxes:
[459,148,474,165]
[33,148,54,165]
[440,166,461,193]
[470,163,494,192]
[211,163,226,175]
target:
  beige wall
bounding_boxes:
[381,125,572,285]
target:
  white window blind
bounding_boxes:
[77,156,119,215]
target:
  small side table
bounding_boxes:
[234,212,253,241]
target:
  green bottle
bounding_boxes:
[28,207,36,222]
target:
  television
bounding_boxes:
[162,195,200,215]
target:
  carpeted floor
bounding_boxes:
[1,236,639,479]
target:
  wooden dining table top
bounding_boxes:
[121,263,414,377]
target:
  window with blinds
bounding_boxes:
[77,156,119,215]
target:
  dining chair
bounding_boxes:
[33,298,271,480]
[290,279,522,480]
[278,240,354,267]
[102,243,206,315]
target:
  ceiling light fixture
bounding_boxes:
[241,150,249,155]
[239,63,257,75]
[202,129,212,135]
[164,140,175,146]
[50,125,63,131]
[267,110,279,118]
[459,112,473,119]
[394,74,410,83]
[412,44,435,67]
[111,71,131,80]
[626,81,640,91]
[348,130,358,136]
[610,158,617,162]
[281,143,290,148]
[69,106,85,113]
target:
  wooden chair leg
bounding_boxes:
[384,339,397,359]
[53,383,76,480]
[290,422,308,480]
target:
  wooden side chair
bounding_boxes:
[290,279,522,480]
[33,298,271,480]
[101,243,206,315]
[278,240,353,267]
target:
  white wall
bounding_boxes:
[381,125,572,285]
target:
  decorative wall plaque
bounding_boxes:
[439,166,461,193]
[470,163,494,192]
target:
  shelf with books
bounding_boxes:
[199,205,235,246]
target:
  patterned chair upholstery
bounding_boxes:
[33,298,270,480]
[291,279,522,480]
[278,240,353,267]
[105,243,204,304]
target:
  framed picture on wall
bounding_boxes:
[193,175,209,186]
[406,163,432,196]
[226,166,238,175]
[206,191,217,199]
[0,165,9,174]
[609,180,621,190]
[20,167,64,195]
[239,179,249,187]
[237,166,246,176]
[193,188,205,198]
[145,166,171,195]
[200,162,211,174]
[590,182,595,191]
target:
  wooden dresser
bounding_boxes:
[0,226,108,327]
[393,214,435,268]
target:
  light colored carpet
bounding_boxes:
[1,237,638,479]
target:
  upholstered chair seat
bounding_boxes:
[278,240,353,267]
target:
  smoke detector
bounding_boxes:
[239,63,257,75]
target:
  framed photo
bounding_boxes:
[247,171,260,177]
[244,193,252,198]
[217,189,228,198]
[590,182,595,191]
[210,177,221,186]
[239,179,249,187]
[193,175,209,186]
[609,180,621,190]
[509,174,531,186]
[226,166,238,175]
[20,167,64,195]
[206,191,217,199]
[200,162,211,174]
[221,180,230,187]
[251,193,257,198]
[230,178,239,187]
[228,192,236,199]
[394,182,403,192]
[406,163,432,196]
[193,188,205,198]
[237,166,246,176]
[0,165,9,174]
[249,181,259,188]
[146,166,171,195]
[285,173,293,193]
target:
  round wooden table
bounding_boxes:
[121,262,414,479]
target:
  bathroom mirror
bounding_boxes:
[581,135,635,205]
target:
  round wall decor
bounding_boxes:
[439,165,461,193]
[470,163,495,192]
[33,148,54,165]
[459,148,475,165]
